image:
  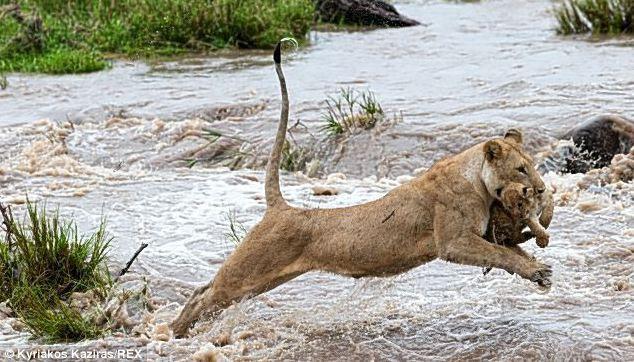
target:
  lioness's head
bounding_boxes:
[481,129,545,201]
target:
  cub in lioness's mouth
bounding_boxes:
[171,41,553,338]
[486,181,554,248]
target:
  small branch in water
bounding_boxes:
[381,209,395,224]
[116,243,149,281]
[0,75,7,90]
[113,161,124,172]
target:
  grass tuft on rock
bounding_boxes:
[281,139,313,172]
[0,200,112,343]
[555,0,634,35]
[11,284,104,342]
[322,88,385,136]
[0,0,315,74]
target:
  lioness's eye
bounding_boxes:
[517,166,527,174]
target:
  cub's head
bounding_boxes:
[481,129,546,200]
[500,182,533,220]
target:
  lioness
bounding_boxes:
[171,42,552,337]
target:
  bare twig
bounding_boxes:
[116,243,149,280]
[0,201,15,249]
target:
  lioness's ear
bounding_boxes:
[504,129,523,144]
[484,140,503,161]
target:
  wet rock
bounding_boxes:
[315,0,420,28]
[363,175,378,183]
[237,330,256,340]
[561,115,634,173]
[10,319,25,332]
[312,185,339,196]
[0,302,13,319]
[152,323,171,341]
[212,331,232,346]
[193,347,227,362]
[613,279,630,292]
[102,296,135,329]
[326,172,347,183]
[396,174,413,184]
[576,198,604,213]
[69,290,101,314]
[153,302,182,325]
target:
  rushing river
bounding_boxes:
[0,0,633,360]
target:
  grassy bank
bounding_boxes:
[555,0,634,35]
[0,0,314,74]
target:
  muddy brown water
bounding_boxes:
[0,0,633,360]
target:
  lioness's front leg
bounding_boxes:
[442,233,551,286]
[434,207,551,286]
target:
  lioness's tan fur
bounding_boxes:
[171,43,552,337]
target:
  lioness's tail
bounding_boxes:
[265,41,292,208]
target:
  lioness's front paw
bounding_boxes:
[528,263,552,287]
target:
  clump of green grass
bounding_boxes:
[0,200,112,342]
[11,285,104,342]
[555,0,634,35]
[281,139,313,172]
[322,88,385,136]
[0,0,314,74]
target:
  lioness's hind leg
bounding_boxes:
[171,232,308,337]
[172,265,305,337]
[171,281,214,337]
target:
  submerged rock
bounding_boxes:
[561,115,634,174]
[315,0,420,27]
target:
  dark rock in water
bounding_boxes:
[561,115,634,174]
[315,0,420,27]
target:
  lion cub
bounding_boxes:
[486,183,550,248]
